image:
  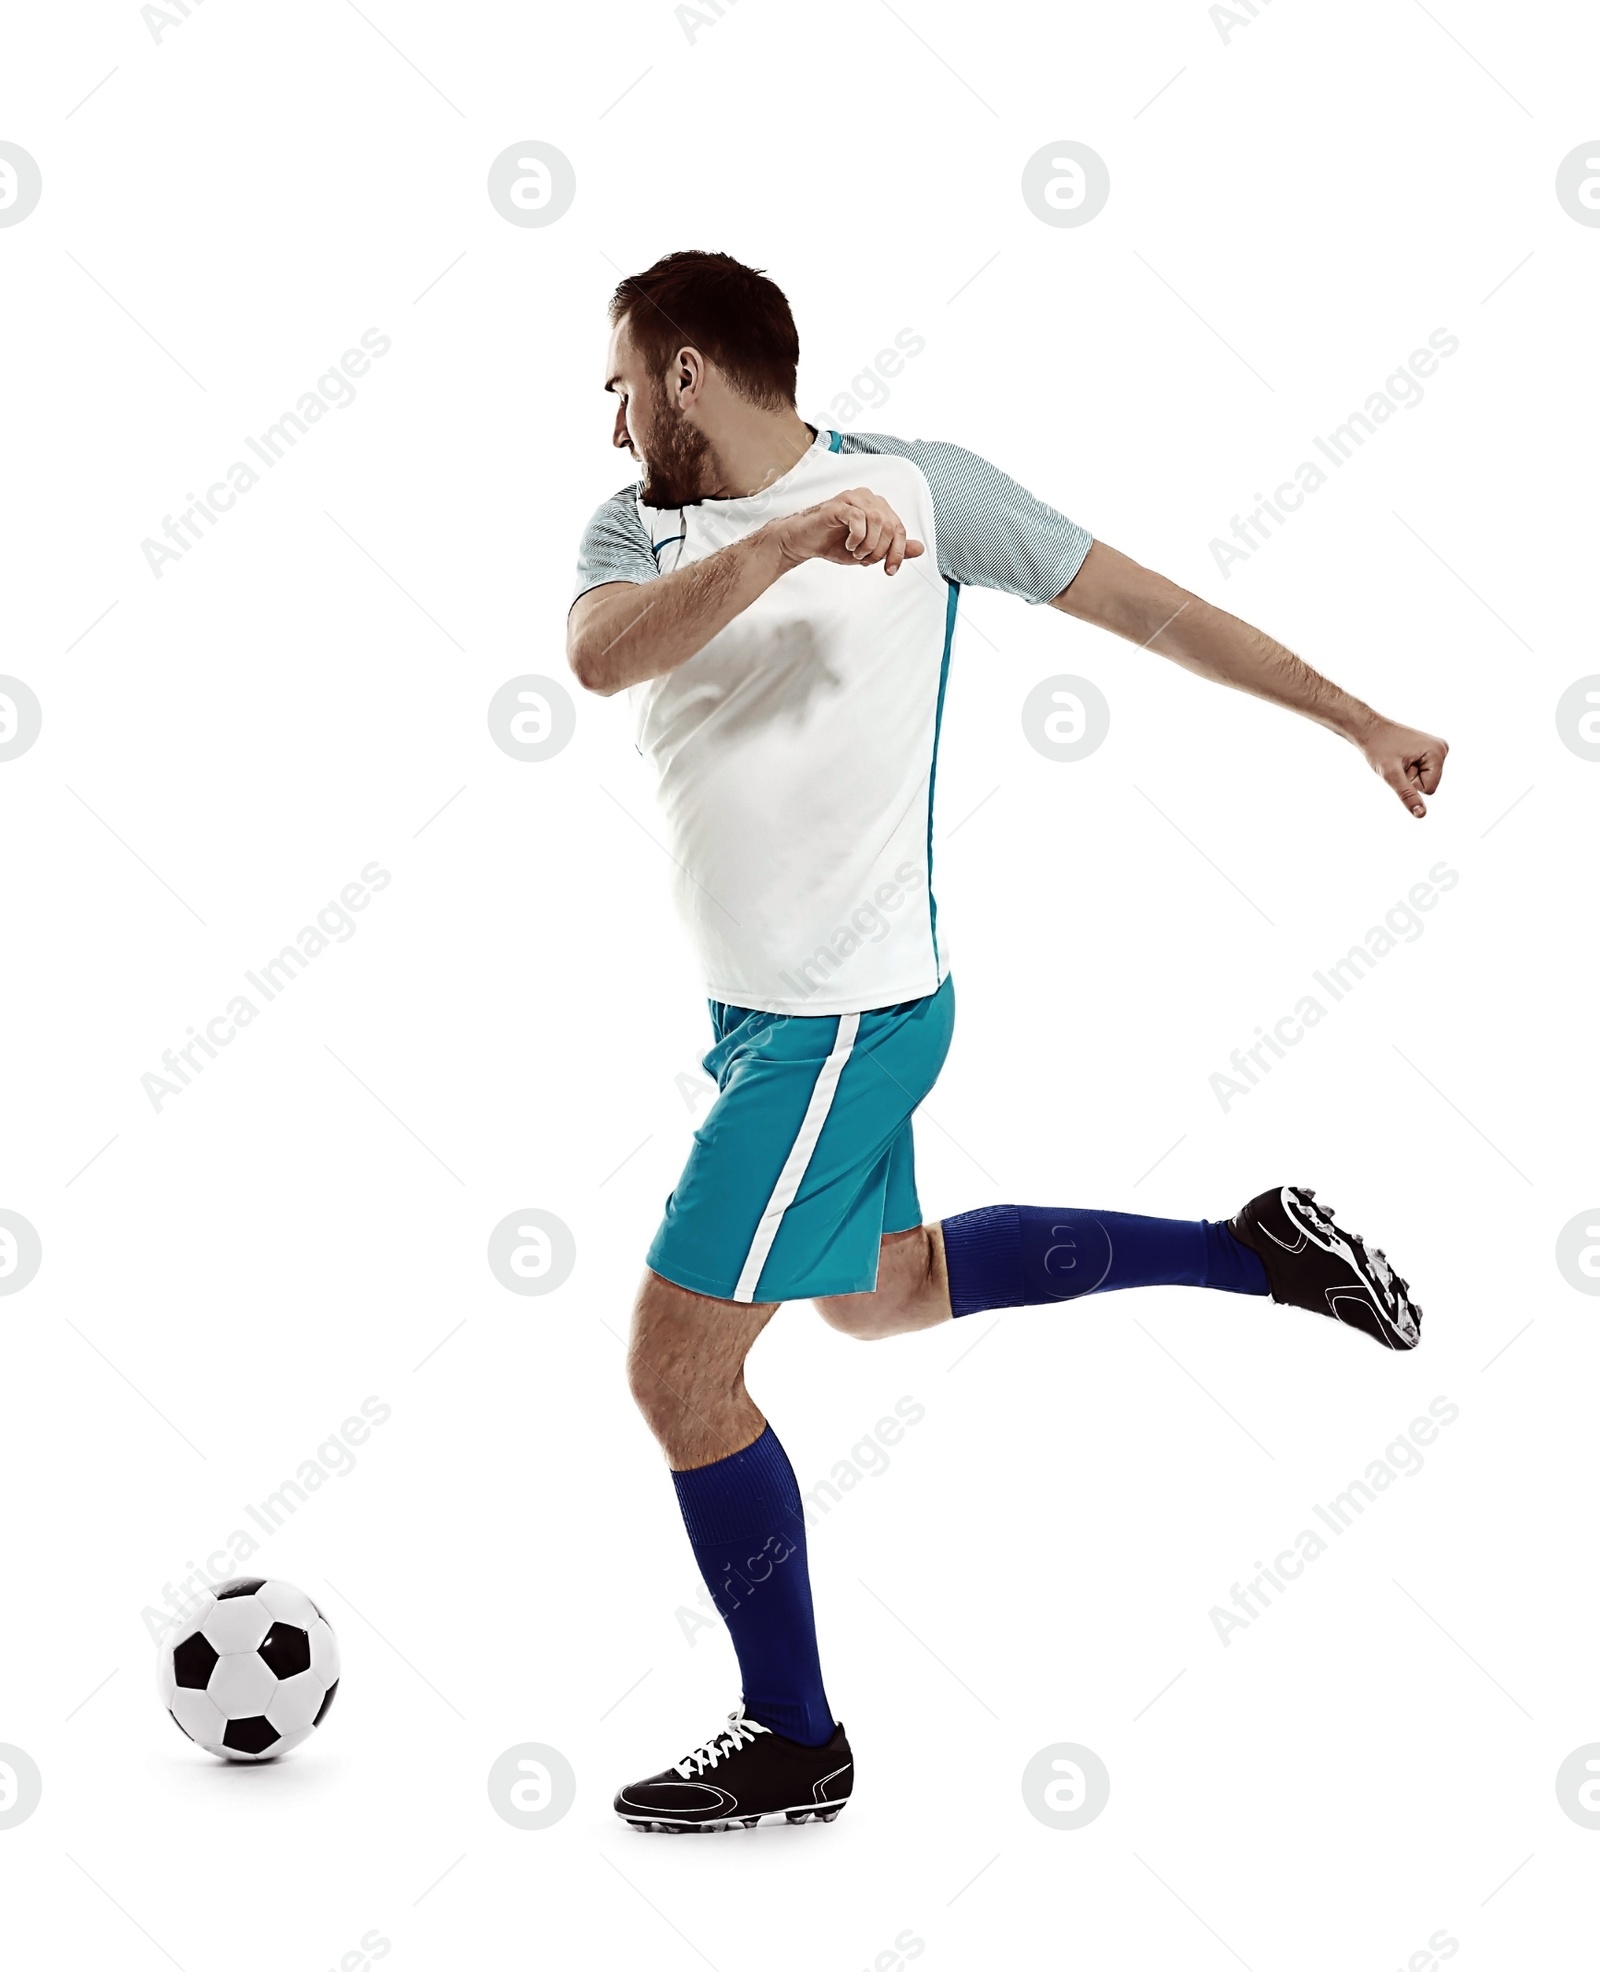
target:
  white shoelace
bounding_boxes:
[672,1710,769,1778]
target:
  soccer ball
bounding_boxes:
[158,1577,340,1761]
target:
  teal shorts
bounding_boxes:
[647,975,956,1304]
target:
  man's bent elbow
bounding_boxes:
[567,638,617,696]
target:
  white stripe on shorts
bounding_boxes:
[732,1012,861,1304]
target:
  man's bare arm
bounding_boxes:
[1053,539,1449,818]
[568,533,783,698]
[567,488,924,698]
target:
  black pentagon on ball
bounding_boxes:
[313,1679,338,1727]
[222,1716,280,1756]
[257,1622,311,1679]
[168,1707,194,1741]
[215,1577,268,1600]
[172,1632,219,1689]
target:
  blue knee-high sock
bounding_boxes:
[942,1205,1268,1316]
[671,1425,835,1746]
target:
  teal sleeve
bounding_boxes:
[572,485,658,603]
[836,432,1092,602]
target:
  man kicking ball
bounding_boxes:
[567,250,1447,1833]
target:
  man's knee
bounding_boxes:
[625,1332,677,1431]
[624,1272,773,1451]
[816,1228,941,1340]
[626,1315,704,1441]
[815,1294,898,1341]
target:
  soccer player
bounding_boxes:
[567,251,1447,1833]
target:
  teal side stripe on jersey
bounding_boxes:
[925,580,960,972]
[827,429,843,452]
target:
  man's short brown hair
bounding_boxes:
[610,250,799,410]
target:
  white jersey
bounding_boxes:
[572,426,1092,1015]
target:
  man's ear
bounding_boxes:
[672,346,706,406]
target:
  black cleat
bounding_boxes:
[614,1709,853,1833]
[1230,1185,1422,1350]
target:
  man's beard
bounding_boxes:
[636,383,714,508]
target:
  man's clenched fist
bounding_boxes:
[1360,718,1450,818]
[769,489,925,577]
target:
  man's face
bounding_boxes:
[605,318,712,508]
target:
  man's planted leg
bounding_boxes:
[615,1270,854,1832]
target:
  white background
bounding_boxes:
[2,1,1596,1966]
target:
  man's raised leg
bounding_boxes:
[815,1190,1420,1351]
